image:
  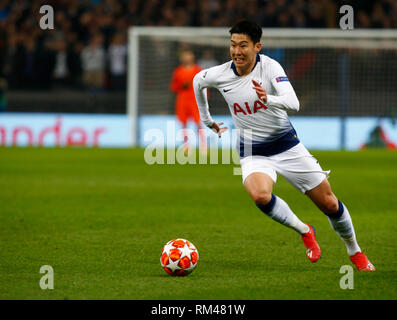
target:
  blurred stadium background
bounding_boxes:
[0,0,396,150]
[1,0,397,301]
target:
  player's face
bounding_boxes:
[180,51,195,66]
[230,34,261,72]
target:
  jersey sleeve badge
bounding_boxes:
[275,76,289,82]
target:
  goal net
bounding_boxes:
[127,27,397,147]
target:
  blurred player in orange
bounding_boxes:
[170,49,206,152]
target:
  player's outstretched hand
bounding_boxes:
[252,80,267,103]
[210,122,228,138]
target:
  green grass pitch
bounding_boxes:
[0,147,396,300]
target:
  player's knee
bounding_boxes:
[252,191,272,206]
[321,196,339,215]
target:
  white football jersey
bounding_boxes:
[193,54,299,145]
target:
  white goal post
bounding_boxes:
[127,27,397,147]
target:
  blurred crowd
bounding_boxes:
[0,0,396,92]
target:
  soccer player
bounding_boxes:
[193,20,375,271]
[170,49,205,151]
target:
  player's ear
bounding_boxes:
[255,42,262,53]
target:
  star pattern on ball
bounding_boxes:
[160,238,199,276]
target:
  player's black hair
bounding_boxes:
[229,20,262,44]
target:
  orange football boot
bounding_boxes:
[301,224,321,263]
[350,252,375,271]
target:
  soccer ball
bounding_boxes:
[160,238,199,276]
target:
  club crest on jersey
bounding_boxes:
[233,100,267,116]
[276,76,289,82]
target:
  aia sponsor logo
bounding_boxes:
[233,100,267,116]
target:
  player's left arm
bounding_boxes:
[253,60,299,111]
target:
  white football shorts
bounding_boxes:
[240,143,330,194]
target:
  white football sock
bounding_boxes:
[257,195,309,235]
[328,201,361,256]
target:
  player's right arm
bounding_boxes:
[193,69,227,137]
